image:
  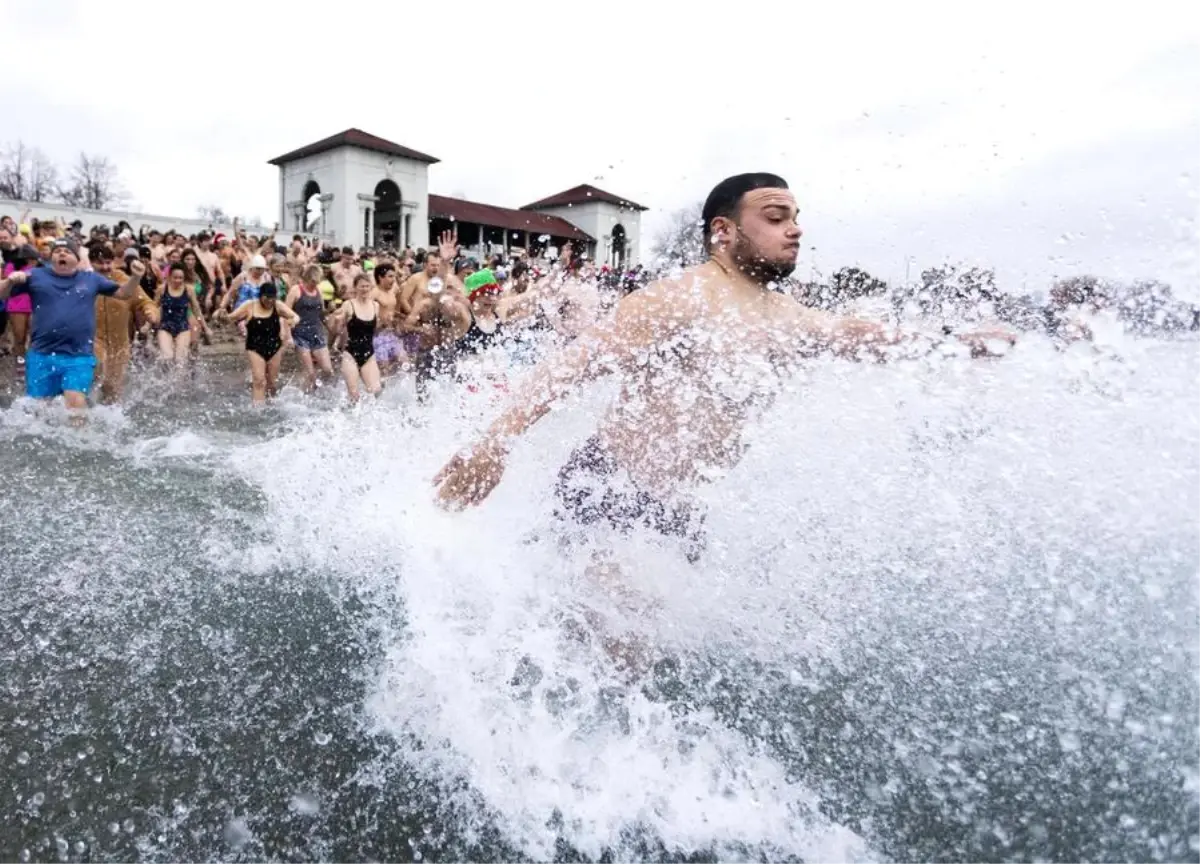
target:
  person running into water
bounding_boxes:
[216,282,300,405]
[460,269,506,354]
[284,264,334,392]
[0,238,146,421]
[92,244,159,404]
[1,243,40,373]
[157,262,211,367]
[401,275,473,401]
[370,263,406,374]
[330,273,383,402]
[221,254,272,333]
[433,173,1015,661]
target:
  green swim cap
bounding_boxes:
[463,269,499,298]
[363,259,376,271]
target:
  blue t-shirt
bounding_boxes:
[11,266,120,356]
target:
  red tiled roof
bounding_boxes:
[428,194,593,242]
[521,183,648,212]
[268,129,439,166]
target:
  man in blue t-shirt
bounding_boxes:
[0,237,145,415]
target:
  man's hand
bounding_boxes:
[7,270,28,285]
[433,439,507,509]
[128,259,146,278]
[437,228,458,262]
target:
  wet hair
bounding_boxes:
[353,273,372,288]
[90,244,114,262]
[701,173,790,250]
[302,263,323,284]
[168,262,187,278]
[375,263,395,281]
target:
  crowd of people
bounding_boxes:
[0,210,652,419]
[0,196,1184,426]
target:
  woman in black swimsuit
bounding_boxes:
[332,273,382,402]
[157,262,210,367]
[216,281,300,405]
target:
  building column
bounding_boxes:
[317,194,334,240]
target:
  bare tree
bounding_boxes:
[196,204,229,223]
[649,201,705,268]
[57,153,129,211]
[0,140,59,202]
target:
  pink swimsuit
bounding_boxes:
[3,263,32,314]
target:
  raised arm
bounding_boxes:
[115,260,147,300]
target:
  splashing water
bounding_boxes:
[0,331,1197,862]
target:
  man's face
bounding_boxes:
[424,255,440,276]
[150,232,163,245]
[0,228,12,249]
[341,253,354,267]
[173,235,186,249]
[379,271,395,290]
[722,188,802,282]
[51,248,77,274]
[93,256,113,276]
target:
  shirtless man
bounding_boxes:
[195,232,225,308]
[434,173,1015,547]
[330,246,362,300]
[370,263,405,372]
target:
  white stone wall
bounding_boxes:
[278,147,430,249]
[534,201,642,266]
[279,149,346,240]
[0,198,310,243]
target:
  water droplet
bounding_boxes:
[313,731,331,746]
[16,751,29,765]
[224,817,253,850]
[107,823,119,835]
[289,792,321,816]
[122,819,135,834]
[31,792,45,806]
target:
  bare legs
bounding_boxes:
[157,330,192,367]
[339,353,382,403]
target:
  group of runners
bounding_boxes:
[0,209,652,416]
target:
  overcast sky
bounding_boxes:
[2,0,1197,296]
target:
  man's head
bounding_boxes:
[49,238,81,275]
[91,244,115,276]
[0,226,12,250]
[340,246,355,266]
[423,251,440,276]
[375,263,396,289]
[703,173,801,283]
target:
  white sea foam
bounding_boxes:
[213,327,1197,860]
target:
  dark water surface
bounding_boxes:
[0,348,1197,862]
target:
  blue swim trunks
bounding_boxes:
[25,351,96,399]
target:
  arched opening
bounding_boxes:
[374,179,401,248]
[303,180,322,233]
[610,223,627,268]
